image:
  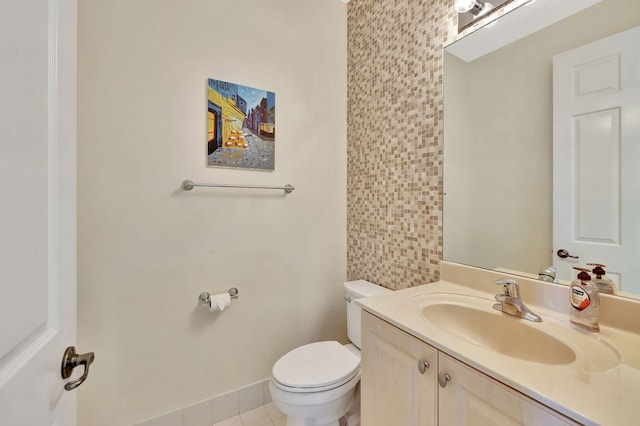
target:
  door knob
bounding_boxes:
[557,249,579,259]
[61,346,95,391]
[418,359,429,374]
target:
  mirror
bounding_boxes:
[443,0,640,297]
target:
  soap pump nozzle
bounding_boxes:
[587,263,606,278]
[586,263,617,295]
[572,267,592,283]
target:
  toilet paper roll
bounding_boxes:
[208,292,231,312]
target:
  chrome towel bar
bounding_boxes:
[181,179,294,194]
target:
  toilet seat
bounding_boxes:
[272,341,360,393]
[272,367,360,393]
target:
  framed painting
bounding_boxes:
[207,78,275,170]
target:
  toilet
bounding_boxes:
[269,280,391,426]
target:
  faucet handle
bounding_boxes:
[494,278,520,298]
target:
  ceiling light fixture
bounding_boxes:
[454,0,491,16]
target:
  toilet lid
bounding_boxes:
[272,341,360,389]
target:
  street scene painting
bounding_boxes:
[207,78,275,170]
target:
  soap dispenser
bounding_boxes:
[587,263,617,295]
[569,267,600,332]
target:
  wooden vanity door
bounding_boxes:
[361,311,437,426]
[438,353,579,426]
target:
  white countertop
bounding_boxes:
[359,263,640,425]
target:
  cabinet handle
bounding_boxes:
[438,371,451,388]
[418,359,429,374]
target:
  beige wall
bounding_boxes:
[443,45,553,274]
[77,1,347,424]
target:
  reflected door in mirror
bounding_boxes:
[553,26,640,294]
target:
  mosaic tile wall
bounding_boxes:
[346,0,531,289]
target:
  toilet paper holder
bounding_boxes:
[198,288,239,306]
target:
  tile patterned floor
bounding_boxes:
[213,402,286,426]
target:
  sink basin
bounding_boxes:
[420,296,576,365]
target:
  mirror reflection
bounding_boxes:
[443,0,640,297]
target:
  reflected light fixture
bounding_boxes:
[454,0,492,16]
[455,0,502,31]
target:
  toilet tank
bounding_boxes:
[344,280,391,349]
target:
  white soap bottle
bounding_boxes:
[587,263,617,295]
[569,267,600,332]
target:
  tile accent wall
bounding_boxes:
[346,0,533,290]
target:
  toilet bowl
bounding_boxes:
[269,281,390,426]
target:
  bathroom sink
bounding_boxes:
[421,300,576,365]
[409,292,620,369]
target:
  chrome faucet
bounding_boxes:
[493,278,542,322]
[538,266,557,283]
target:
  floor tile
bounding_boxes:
[240,406,272,426]
[212,414,243,426]
[264,402,285,421]
[272,417,287,426]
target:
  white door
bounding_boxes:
[0,0,81,425]
[553,26,640,293]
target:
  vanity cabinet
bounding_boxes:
[438,353,579,426]
[361,311,579,426]
[361,311,437,426]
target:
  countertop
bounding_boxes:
[358,263,640,425]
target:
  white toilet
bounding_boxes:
[269,280,391,426]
